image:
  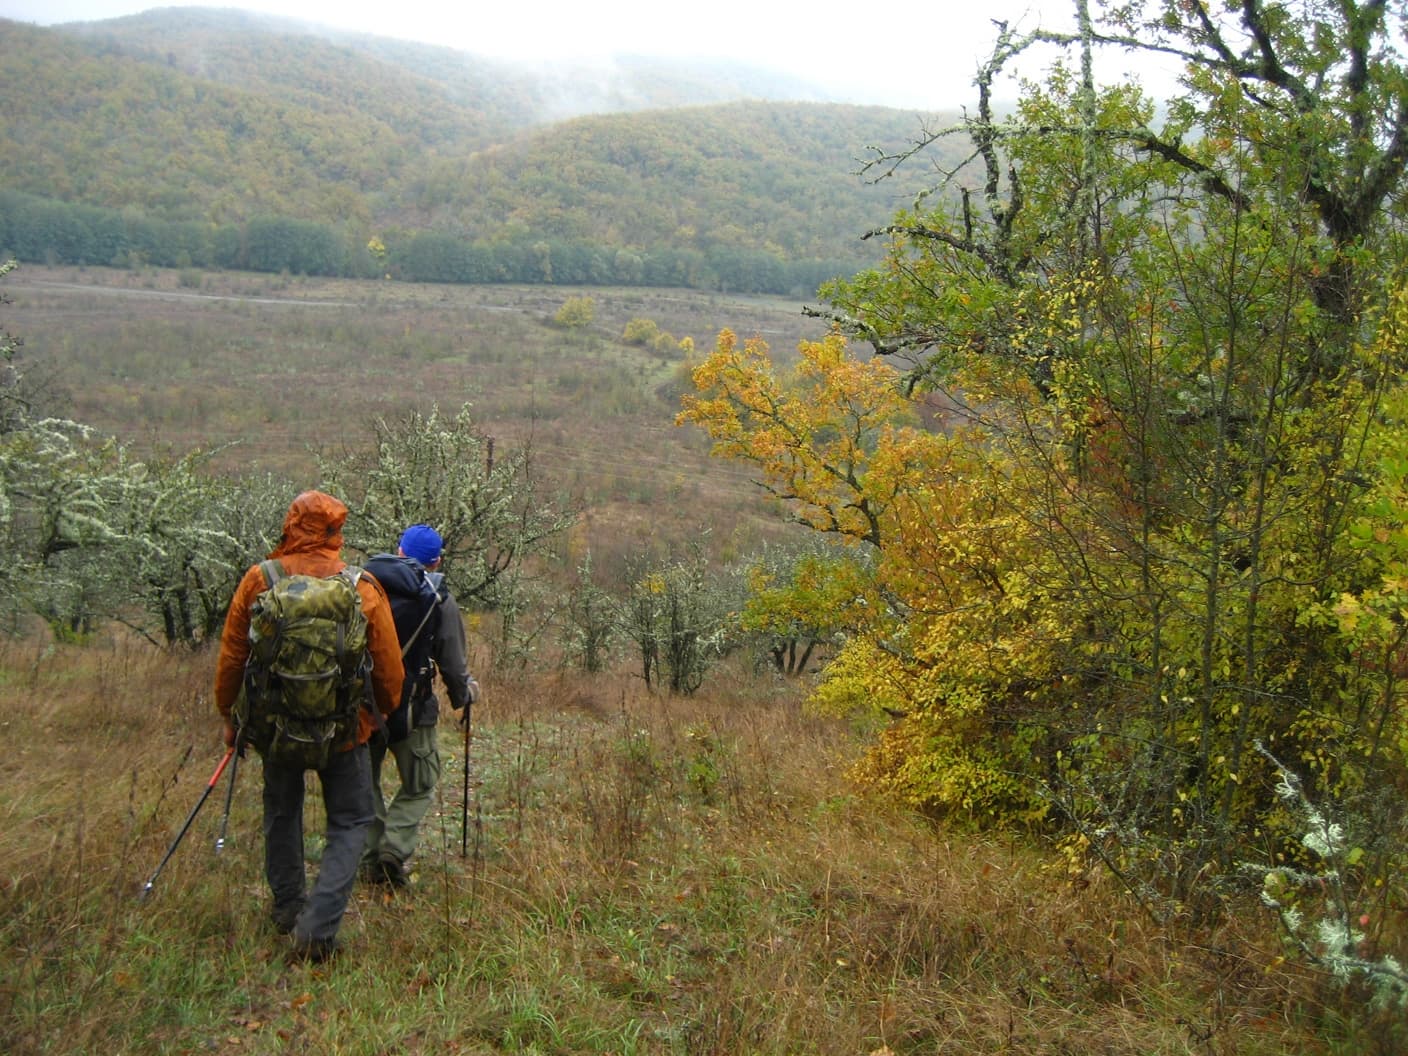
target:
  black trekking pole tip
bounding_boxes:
[139,881,154,901]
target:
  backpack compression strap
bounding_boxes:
[342,565,392,743]
[236,560,286,743]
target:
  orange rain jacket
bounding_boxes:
[214,490,404,748]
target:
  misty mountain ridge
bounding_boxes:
[56,6,856,124]
[0,7,965,287]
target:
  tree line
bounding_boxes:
[0,190,866,297]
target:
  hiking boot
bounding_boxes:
[270,899,306,936]
[286,932,339,966]
[358,858,384,884]
[377,852,408,888]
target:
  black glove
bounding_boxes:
[386,703,411,745]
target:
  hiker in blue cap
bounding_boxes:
[360,523,479,887]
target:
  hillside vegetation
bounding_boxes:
[0,9,957,287]
[398,103,926,260]
[65,7,836,124]
[0,17,495,225]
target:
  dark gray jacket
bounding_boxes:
[421,581,475,725]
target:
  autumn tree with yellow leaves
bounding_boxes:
[682,0,1408,924]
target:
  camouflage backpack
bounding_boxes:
[235,560,371,769]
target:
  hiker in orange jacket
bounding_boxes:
[214,489,404,964]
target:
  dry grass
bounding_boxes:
[0,627,1382,1056]
[5,264,812,573]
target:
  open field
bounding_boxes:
[4,264,832,573]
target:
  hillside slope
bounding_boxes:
[59,6,843,126]
[0,10,959,265]
[391,102,938,259]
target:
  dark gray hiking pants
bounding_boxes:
[262,743,373,944]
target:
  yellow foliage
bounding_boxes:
[555,296,596,329]
[681,327,1079,817]
[678,329,916,546]
[810,638,908,720]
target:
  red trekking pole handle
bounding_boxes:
[139,747,236,900]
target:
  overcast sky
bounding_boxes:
[0,1,1182,110]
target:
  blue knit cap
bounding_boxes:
[399,524,443,565]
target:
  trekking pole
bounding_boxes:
[465,442,492,859]
[140,747,235,900]
[461,701,472,858]
[215,733,243,855]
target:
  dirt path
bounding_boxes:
[8,278,353,308]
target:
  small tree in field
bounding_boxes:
[621,544,733,694]
[622,318,660,346]
[739,538,874,676]
[0,420,288,646]
[561,550,616,674]
[554,295,595,331]
[320,403,577,611]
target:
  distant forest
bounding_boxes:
[0,190,863,295]
[0,9,963,294]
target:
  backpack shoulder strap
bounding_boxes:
[330,563,385,737]
[400,577,441,659]
[258,559,284,588]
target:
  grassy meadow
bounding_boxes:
[4,264,820,577]
[0,266,1395,1054]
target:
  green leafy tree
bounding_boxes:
[0,420,284,644]
[110,458,288,647]
[738,538,874,677]
[561,550,616,674]
[622,318,661,346]
[621,543,735,694]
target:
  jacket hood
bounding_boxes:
[365,552,430,599]
[268,490,347,559]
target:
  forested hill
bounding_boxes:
[0,15,500,223]
[391,103,933,260]
[0,9,962,292]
